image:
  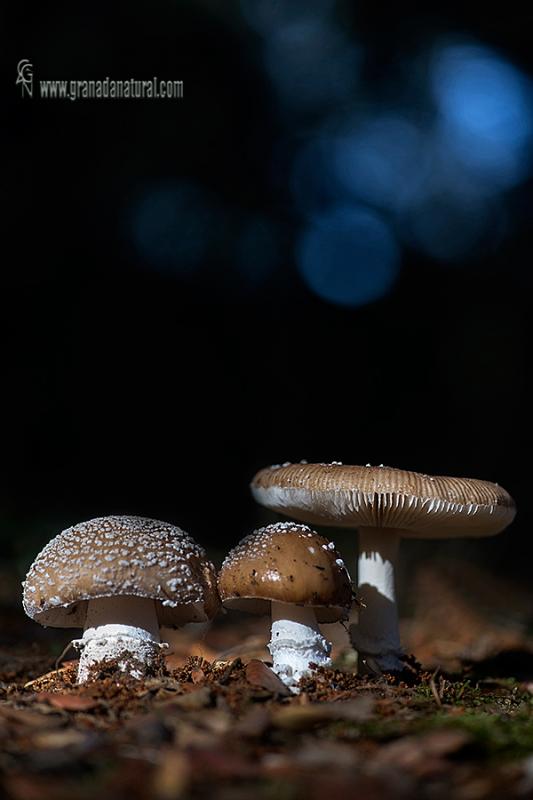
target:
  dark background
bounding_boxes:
[5,1,532,597]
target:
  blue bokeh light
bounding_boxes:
[129,181,219,274]
[431,43,533,187]
[404,188,505,263]
[332,115,431,212]
[296,206,401,307]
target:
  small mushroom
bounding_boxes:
[251,463,516,673]
[22,515,219,682]
[218,522,353,691]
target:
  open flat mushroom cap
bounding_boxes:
[23,516,220,628]
[218,522,353,623]
[251,463,516,538]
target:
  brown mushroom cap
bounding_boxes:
[218,522,353,623]
[251,463,516,538]
[23,516,220,628]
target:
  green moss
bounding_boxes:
[331,706,533,761]
[325,676,533,761]
[432,712,533,758]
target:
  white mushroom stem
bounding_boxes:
[268,601,332,691]
[350,527,404,672]
[72,596,166,683]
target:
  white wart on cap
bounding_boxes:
[251,463,516,672]
[23,515,219,682]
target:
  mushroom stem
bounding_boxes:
[74,596,164,683]
[268,601,332,691]
[350,527,404,673]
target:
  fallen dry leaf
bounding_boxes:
[245,659,292,696]
[162,686,212,711]
[23,662,77,690]
[35,692,100,711]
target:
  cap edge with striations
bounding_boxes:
[251,463,516,538]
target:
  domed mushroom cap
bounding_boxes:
[251,463,516,538]
[218,522,353,623]
[23,516,220,628]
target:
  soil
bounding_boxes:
[1,559,533,800]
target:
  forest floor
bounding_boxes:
[1,559,533,800]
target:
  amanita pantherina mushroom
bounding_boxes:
[218,522,353,690]
[251,463,516,673]
[23,515,219,682]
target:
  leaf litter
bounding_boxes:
[1,559,533,799]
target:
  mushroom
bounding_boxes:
[251,463,516,673]
[22,515,220,682]
[218,522,353,690]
